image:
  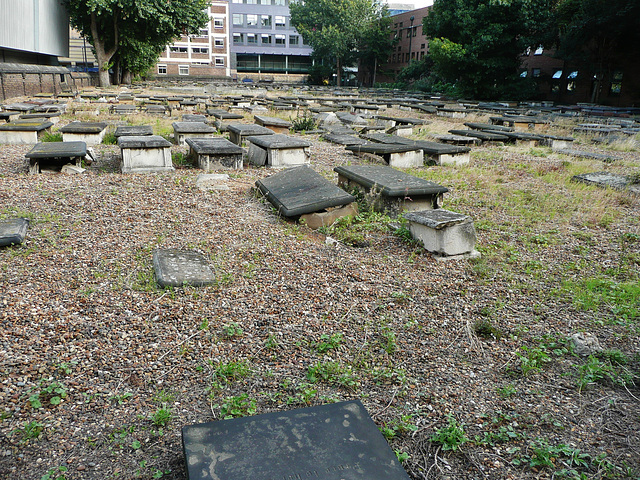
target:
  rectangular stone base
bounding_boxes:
[387,150,423,168]
[196,153,243,170]
[248,144,309,167]
[121,147,174,173]
[405,209,477,256]
[432,151,470,167]
[0,130,44,144]
[175,132,215,146]
[62,131,106,146]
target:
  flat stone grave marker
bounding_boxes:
[254,115,292,134]
[490,115,549,131]
[25,141,87,174]
[433,134,480,145]
[0,119,53,144]
[152,249,215,288]
[207,110,245,132]
[172,122,216,146]
[336,111,366,126]
[115,125,153,138]
[345,143,424,168]
[556,149,621,163]
[335,164,448,216]
[144,104,169,115]
[404,209,479,258]
[360,133,471,166]
[183,114,208,123]
[118,135,174,174]
[59,121,108,146]
[227,123,273,145]
[19,112,61,124]
[2,102,37,113]
[448,129,510,143]
[246,134,311,167]
[464,122,513,132]
[255,165,355,222]
[182,400,410,480]
[572,172,640,195]
[110,104,137,115]
[0,218,29,247]
[322,133,368,146]
[0,111,20,122]
[186,137,244,170]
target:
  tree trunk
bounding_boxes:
[372,57,377,87]
[122,70,133,85]
[90,11,118,88]
[336,57,341,86]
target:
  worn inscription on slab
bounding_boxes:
[182,400,410,480]
[152,249,215,288]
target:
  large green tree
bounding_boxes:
[356,5,395,86]
[423,0,554,99]
[61,0,208,87]
[290,0,385,86]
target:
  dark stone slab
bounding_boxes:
[182,114,208,123]
[361,134,470,155]
[59,121,107,134]
[336,112,366,125]
[0,218,29,247]
[19,113,61,120]
[404,209,469,229]
[490,115,548,125]
[118,135,171,149]
[172,122,216,134]
[227,124,273,136]
[464,122,513,132]
[255,166,355,217]
[182,400,410,480]
[448,129,510,142]
[2,102,37,113]
[152,249,215,288]
[145,105,169,114]
[246,134,311,149]
[111,104,137,114]
[572,172,640,195]
[334,165,449,197]
[556,149,621,162]
[345,143,422,155]
[322,133,368,146]
[0,120,53,131]
[376,116,429,125]
[207,109,244,120]
[25,141,87,158]
[186,137,244,155]
[254,115,292,127]
[115,125,153,137]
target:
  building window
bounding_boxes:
[170,46,188,53]
[552,69,562,79]
[520,70,528,77]
[214,38,224,48]
[610,70,623,95]
[213,18,224,29]
[215,57,225,66]
[232,0,241,3]
[261,0,273,4]
[247,14,258,26]
[532,68,541,77]
[567,71,578,92]
[273,0,285,5]
[261,15,272,27]
[420,43,425,49]
[246,0,257,4]
[261,34,272,44]
[233,33,243,44]
[275,15,286,27]
[406,29,411,38]
[399,22,403,28]
[179,65,189,75]
[392,54,396,62]
[232,14,242,26]
[420,51,424,59]
[289,35,299,45]
[275,34,286,45]
[247,34,257,44]
[197,28,209,37]
[158,64,167,75]
[534,45,544,55]
[192,47,209,54]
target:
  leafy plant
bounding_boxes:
[40,465,68,480]
[212,360,251,384]
[473,318,503,340]
[307,361,358,389]
[576,355,633,391]
[219,394,256,419]
[12,420,44,443]
[430,414,468,451]
[514,346,550,376]
[172,152,192,167]
[314,333,343,354]
[222,322,244,338]
[290,112,316,132]
[151,407,173,428]
[102,132,117,145]
[496,384,517,398]
[380,414,418,440]
[41,132,63,142]
[28,379,68,409]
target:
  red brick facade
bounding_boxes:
[0,67,95,102]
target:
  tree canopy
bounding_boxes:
[62,0,209,86]
[423,0,554,99]
[290,0,389,86]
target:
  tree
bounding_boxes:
[356,5,395,87]
[61,0,209,87]
[290,0,384,86]
[554,0,640,103]
[423,0,554,99]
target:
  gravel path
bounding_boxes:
[1,94,639,479]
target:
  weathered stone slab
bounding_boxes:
[60,121,107,145]
[172,122,216,145]
[152,249,215,288]
[144,104,169,115]
[19,113,61,124]
[335,165,448,216]
[448,129,510,142]
[182,114,208,123]
[115,125,153,137]
[110,104,137,114]
[196,173,230,192]
[0,111,20,122]
[404,209,478,257]
[246,134,311,168]
[464,122,513,132]
[227,123,273,145]
[25,141,87,174]
[2,102,37,113]
[322,133,368,146]
[255,165,355,217]
[254,115,292,134]
[118,135,174,174]
[556,149,621,163]
[182,400,410,480]
[572,172,640,195]
[186,137,244,170]
[0,218,29,247]
[336,111,367,126]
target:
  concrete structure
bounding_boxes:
[156,0,231,79]
[119,136,174,174]
[229,0,313,82]
[404,209,478,258]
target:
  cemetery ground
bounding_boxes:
[0,98,639,480]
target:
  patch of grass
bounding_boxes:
[380,414,418,440]
[290,111,316,132]
[576,355,634,392]
[218,394,257,419]
[561,277,640,323]
[496,384,517,398]
[317,210,390,248]
[41,132,63,142]
[473,318,503,340]
[12,420,44,443]
[307,361,358,389]
[151,407,172,428]
[102,132,117,145]
[212,360,251,384]
[513,346,550,376]
[313,333,343,354]
[172,152,192,167]
[222,322,244,338]
[430,414,468,451]
[40,465,68,480]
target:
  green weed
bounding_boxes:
[40,465,68,480]
[314,333,343,354]
[222,322,244,338]
[12,420,44,443]
[212,360,251,384]
[28,379,67,409]
[430,414,468,451]
[380,414,418,440]
[307,361,358,389]
[219,394,257,419]
[290,111,316,132]
[151,407,172,428]
[102,132,117,145]
[41,132,63,142]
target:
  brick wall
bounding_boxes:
[0,64,97,102]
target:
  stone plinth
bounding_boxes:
[246,134,311,168]
[115,125,153,138]
[25,141,87,174]
[227,123,273,146]
[172,122,216,146]
[60,121,108,146]
[153,249,215,288]
[0,218,29,247]
[0,120,53,144]
[254,115,293,134]
[335,165,449,217]
[118,135,174,174]
[186,137,244,171]
[404,209,478,257]
[345,143,424,168]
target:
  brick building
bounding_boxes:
[156,0,231,79]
